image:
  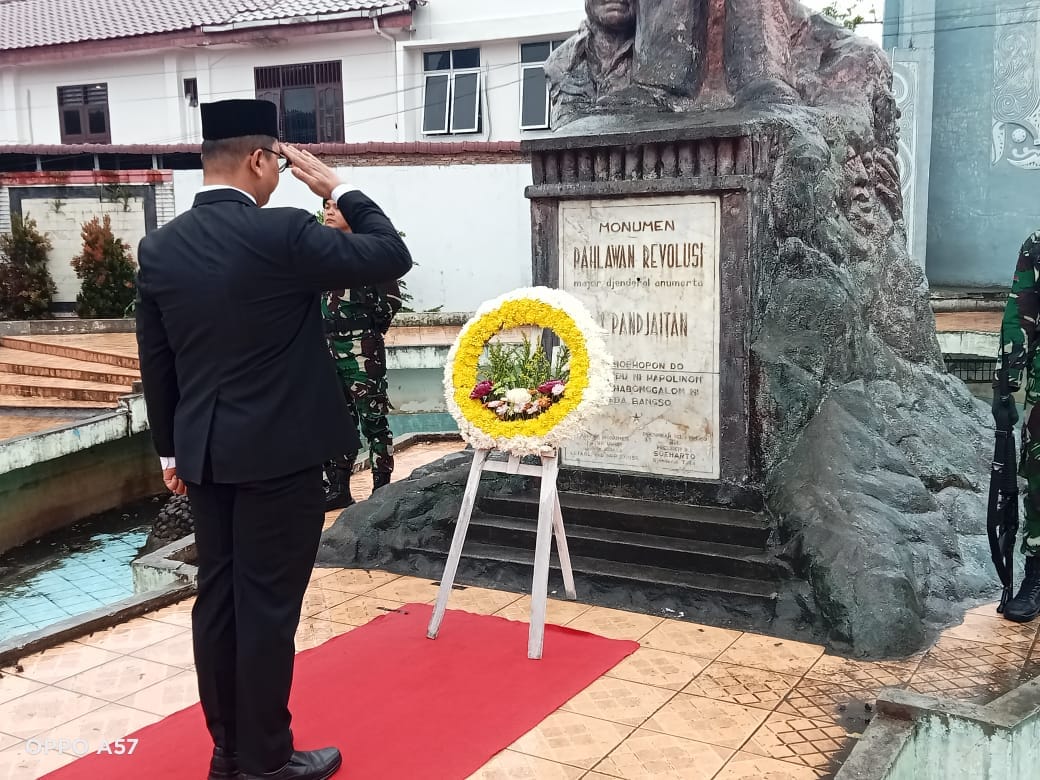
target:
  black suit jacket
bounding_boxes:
[135,188,412,485]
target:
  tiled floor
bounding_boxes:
[932,311,1001,333]
[0,440,463,645]
[2,434,1036,778]
[0,415,76,440]
[0,529,149,641]
[1,571,1036,779]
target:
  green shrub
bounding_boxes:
[0,214,57,320]
[71,214,137,318]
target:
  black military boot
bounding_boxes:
[323,457,355,511]
[372,470,391,492]
[1004,556,1040,623]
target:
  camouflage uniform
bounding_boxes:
[998,231,1040,557]
[322,282,402,492]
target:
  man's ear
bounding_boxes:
[248,149,265,177]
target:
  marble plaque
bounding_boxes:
[559,195,721,479]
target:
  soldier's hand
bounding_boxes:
[992,392,1020,427]
[281,144,344,200]
[163,467,187,496]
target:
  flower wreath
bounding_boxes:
[444,287,613,455]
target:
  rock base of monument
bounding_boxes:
[325,102,999,659]
[519,103,997,659]
[317,451,829,646]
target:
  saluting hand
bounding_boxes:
[163,467,187,496]
[281,144,344,200]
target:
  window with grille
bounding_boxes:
[57,83,111,144]
[254,61,344,144]
[422,48,482,135]
[519,40,567,131]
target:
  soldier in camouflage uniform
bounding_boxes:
[321,197,402,510]
[997,230,1040,621]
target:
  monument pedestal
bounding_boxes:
[524,112,773,508]
[322,3,999,660]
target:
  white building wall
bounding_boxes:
[172,164,533,313]
[5,29,401,145]
[13,52,188,145]
[201,31,401,143]
[413,0,584,41]
[401,0,585,143]
[19,195,148,305]
[1,1,587,146]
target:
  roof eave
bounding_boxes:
[200,4,414,33]
[0,11,414,66]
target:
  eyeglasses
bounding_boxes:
[260,147,290,172]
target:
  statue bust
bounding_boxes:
[544,0,638,127]
[546,0,812,127]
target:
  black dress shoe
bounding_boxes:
[208,746,238,779]
[239,748,342,780]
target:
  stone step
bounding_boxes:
[0,336,140,371]
[0,373,129,403]
[0,394,112,409]
[408,541,778,616]
[0,348,139,386]
[0,414,79,440]
[479,490,772,548]
[467,513,779,581]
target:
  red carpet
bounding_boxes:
[44,602,638,780]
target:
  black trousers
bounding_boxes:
[187,466,324,774]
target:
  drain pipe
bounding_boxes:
[371,11,409,142]
[371,14,395,45]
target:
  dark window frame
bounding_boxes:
[57,83,111,144]
[254,61,344,144]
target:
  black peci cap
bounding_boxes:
[200,99,279,141]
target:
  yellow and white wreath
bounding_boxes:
[444,287,613,455]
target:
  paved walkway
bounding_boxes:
[933,311,1001,333]
[1,578,1034,779]
[0,415,77,441]
[0,438,1036,779]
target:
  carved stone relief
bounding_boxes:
[893,59,918,253]
[992,8,1040,170]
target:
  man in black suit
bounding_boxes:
[135,99,411,780]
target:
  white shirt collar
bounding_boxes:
[196,185,257,205]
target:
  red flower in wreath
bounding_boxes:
[470,379,494,400]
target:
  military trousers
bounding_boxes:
[328,329,394,477]
[1021,405,1040,556]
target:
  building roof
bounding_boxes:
[0,0,411,51]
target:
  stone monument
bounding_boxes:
[524,0,994,656]
[320,0,996,658]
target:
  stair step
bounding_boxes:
[0,373,130,403]
[0,394,112,409]
[0,348,139,386]
[468,513,778,580]
[480,491,772,548]
[410,541,779,602]
[0,336,140,371]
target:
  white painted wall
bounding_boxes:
[0,1,586,146]
[400,0,584,143]
[21,196,147,305]
[3,29,401,145]
[172,164,534,313]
